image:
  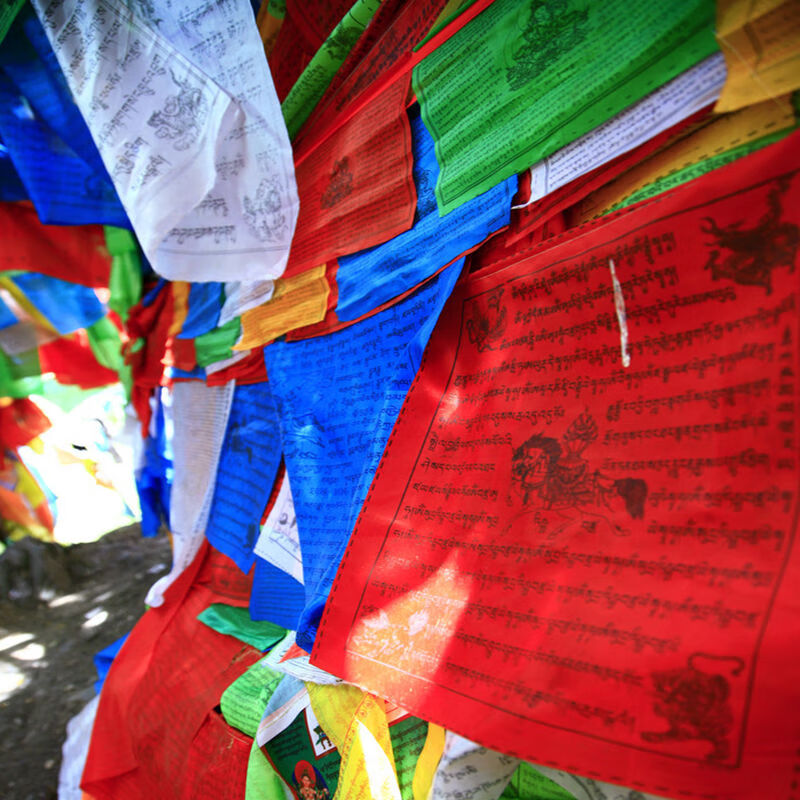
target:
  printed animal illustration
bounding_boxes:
[466,288,507,352]
[641,653,745,761]
[415,168,438,218]
[243,176,286,242]
[320,158,354,208]
[510,412,647,522]
[506,2,589,91]
[701,177,799,294]
[313,724,332,750]
[147,70,207,151]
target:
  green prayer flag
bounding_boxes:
[86,316,132,400]
[197,603,286,650]
[500,763,576,800]
[245,737,287,800]
[0,347,42,398]
[267,0,286,19]
[0,0,25,46]
[220,657,283,737]
[413,0,717,214]
[103,227,142,323]
[194,317,242,368]
[281,0,382,139]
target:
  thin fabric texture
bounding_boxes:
[1,1,799,800]
[30,0,299,282]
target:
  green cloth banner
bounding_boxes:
[197,603,286,651]
[104,227,142,323]
[220,657,283,737]
[0,0,25,46]
[500,764,576,800]
[281,0,382,138]
[413,0,717,214]
[194,318,242,369]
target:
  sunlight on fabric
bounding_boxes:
[357,719,402,800]
[344,552,470,702]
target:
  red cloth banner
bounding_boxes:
[285,76,416,278]
[312,131,800,800]
[0,203,110,287]
[82,544,259,800]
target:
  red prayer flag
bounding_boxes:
[39,330,120,389]
[284,76,416,278]
[0,203,111,287]
[82,543,260,800]
[312,131,800,800]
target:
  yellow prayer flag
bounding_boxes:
[577,94,795,221]
[715,0,800,111]
[307,682,402,800]
[235,265,329,350]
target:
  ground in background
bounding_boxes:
[0,524,171,800]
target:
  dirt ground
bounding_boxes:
[0,524,171,800]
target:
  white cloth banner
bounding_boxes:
[58,695,100,800]
[431,733,520,800]
[523,53,727,205]
[254,471,304,585]
[146,380,233,606]
[31,0,299,283]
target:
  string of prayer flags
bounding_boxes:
[334,107,516,321]
[264,258,462,645]
[412,0,718,214]
[311,131,800,800]
[519,53,726,208]
[31,0,299,283]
